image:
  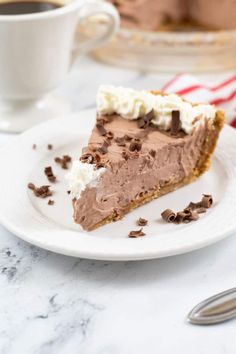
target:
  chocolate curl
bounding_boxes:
[106,131,114,139]
[28,183,52,198]
[55,155,71,169]
[98,142,108,154]
[80,153,94,164]
[161,209,176,223]
[128,228,146,238]
[196,207,207,214]
[175,209,191,223]
[129,138,142,152]
[115,137,126,147]
[137,217,148,226]
[177,209,199,223]
[201,195,213,208]
[138,109,154,129]
[188,210,199,221]
[44,166,56,183]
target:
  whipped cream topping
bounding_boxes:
[97,85,216,134]
[67,161,106,199]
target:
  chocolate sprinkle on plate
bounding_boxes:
[48,199,54,205]
[44,166,56,183]
[55,155,72,169]
[27,183,52,198]
[32,144,36,150]
[161,194,213,224]
[171,110,181,135]
[128,228,146,238]
[196,207,207,214]
[201,194,213,208]
[161,209,176,223]
[137,217,148,226]
[47,144,53,150]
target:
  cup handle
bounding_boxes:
[75,0,120,53]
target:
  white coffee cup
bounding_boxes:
[0,0,119,132]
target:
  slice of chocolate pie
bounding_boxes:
[67,86,224,231]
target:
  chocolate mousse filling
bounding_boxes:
[72,109,224,231]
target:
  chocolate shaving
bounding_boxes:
[80,153,94,164]
[106,131,114,140]
[196,207,207,214]
[32,144,36,150]
[161,194,213,224]
[129,138,142,152]
[201,194,213,208]
[28,183,52,198]
[161,209,176,223]
[47,144,53,150]
[48,199,54,205]
[103,139,110,148]
[122,151,129,160]
[113,209,122,221]
[97,116,109,125]
[186,201,201,210]
[98,143,108,155]
[44,166,56,183]
[186,194,213,211]
[95,163,105,169]
[28,183,35,190]
[124,134,132,141]
[67,190,71,194]
[188,210,199,221]
[96,123,107,136]
[128,228,146,238]
[171,110,181,135]
[175,211,188,224]
[115,137,126,147]
[138,109,154,129]
[137,217,148,226]
[149,149,156,158]
[175,209,199,223]
[55,155,71,169]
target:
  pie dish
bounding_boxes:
[89,0,236,72]
[108,0,236,32]
[67,86,224,231]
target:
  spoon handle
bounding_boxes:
[188,287,236,325]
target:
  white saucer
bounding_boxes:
[0,93,71,133]
[0,109,236,261]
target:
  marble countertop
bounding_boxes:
[1,56,236,354]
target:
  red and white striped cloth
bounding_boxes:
[162,73,236,128]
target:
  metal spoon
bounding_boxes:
[188,288,236,325]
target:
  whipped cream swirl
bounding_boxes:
[97,85,216,134]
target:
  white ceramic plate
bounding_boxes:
[0,109,236,261]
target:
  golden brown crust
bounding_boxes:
[85,110,225,231]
